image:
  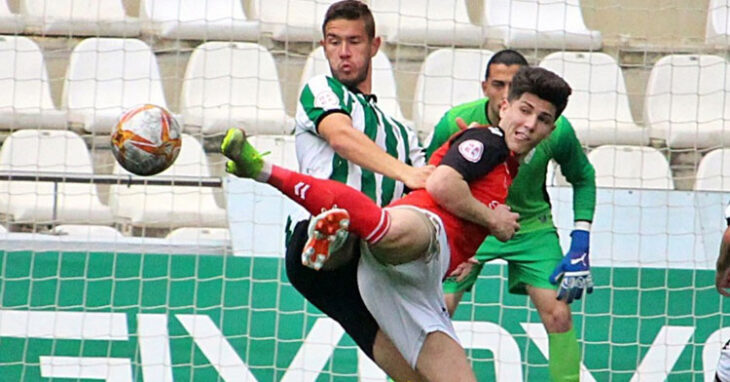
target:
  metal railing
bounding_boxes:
[0,171,224,222]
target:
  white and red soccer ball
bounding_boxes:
[111,104,182,176]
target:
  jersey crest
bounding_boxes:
[314,90,340,110]
[458,139,484,163]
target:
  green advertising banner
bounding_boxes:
[1,249,728,381]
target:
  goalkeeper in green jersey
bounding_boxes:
[426,49,596,382]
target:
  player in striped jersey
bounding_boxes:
[285,1,429,380]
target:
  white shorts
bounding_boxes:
[718,339,730,381]
[356,206,459,368]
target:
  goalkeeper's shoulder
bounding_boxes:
[548,116,593,173]
[551,115,580,141]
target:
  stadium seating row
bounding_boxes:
[416,49,648,147]
[0,36,292,136]
[3,0,730,47]
[0,222,230,243]
[3,35,730,149]
[0,0,604,49]
[548,145,730,191]
[0,127,305,231]
[48,224,230,243]
[1,128,729,233]
[0,129,227,229]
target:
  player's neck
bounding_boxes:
[355,68,374,95]
[486,102,500,126]
[355,79,372,95]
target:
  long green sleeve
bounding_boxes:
[550,118,596,224]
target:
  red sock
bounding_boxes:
[268,165,390,244]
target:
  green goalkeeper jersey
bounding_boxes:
[425,97,596,234]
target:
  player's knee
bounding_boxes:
[553,311,573,332]
[382,209,426,245]
[544,306,573,333]
[371,209,432,264]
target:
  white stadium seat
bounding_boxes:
[166,227,230,242]
[252,0,338,42]
[248,135,298,171]
[413,48,494,140]
[139,0,259,41]
[539,51,649,146]
[644,54,730,149]
[694,148,730,191]
[0,0,24,34]
[369,0,482,46]
[299,46,407,124]
[707,0,730,45]
[588,145,674,190]
[109,134,226,228]
[0,36,67,130]
[0,130,113,224]
[51,224,125,239]
[20,0,140,37]
[481,0,601,50]
[62,38,168,134]
[181,42,290,136]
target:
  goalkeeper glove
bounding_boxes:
[549,228,594,304]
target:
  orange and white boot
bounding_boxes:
[302,208,350,270]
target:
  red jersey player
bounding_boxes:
[222,66,571,381]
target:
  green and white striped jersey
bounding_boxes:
[295,74,425,207]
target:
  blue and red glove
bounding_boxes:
[549,229,594,304]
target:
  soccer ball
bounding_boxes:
[111,104,182,176]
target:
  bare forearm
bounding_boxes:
[319,113,414,182]
[438,189,494,228]
[716,228,730,296]
[330,130,412,181]
[718,229,730,273]
[426,168,492,227]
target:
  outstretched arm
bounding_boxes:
[553,117,596,225]
[319,113,434,189]
[716,226,730,297]
[548,118,596,303]
[426,165,518,242]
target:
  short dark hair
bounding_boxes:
[508,66,572,118]
[484,49,528,80]
[322,0,375,40]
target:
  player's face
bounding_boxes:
[499,92,557,155]
[322,18,380,91]
[482,64,522,120]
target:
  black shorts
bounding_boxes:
[285,219,379,360]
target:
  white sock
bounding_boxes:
[255,161,272,183]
